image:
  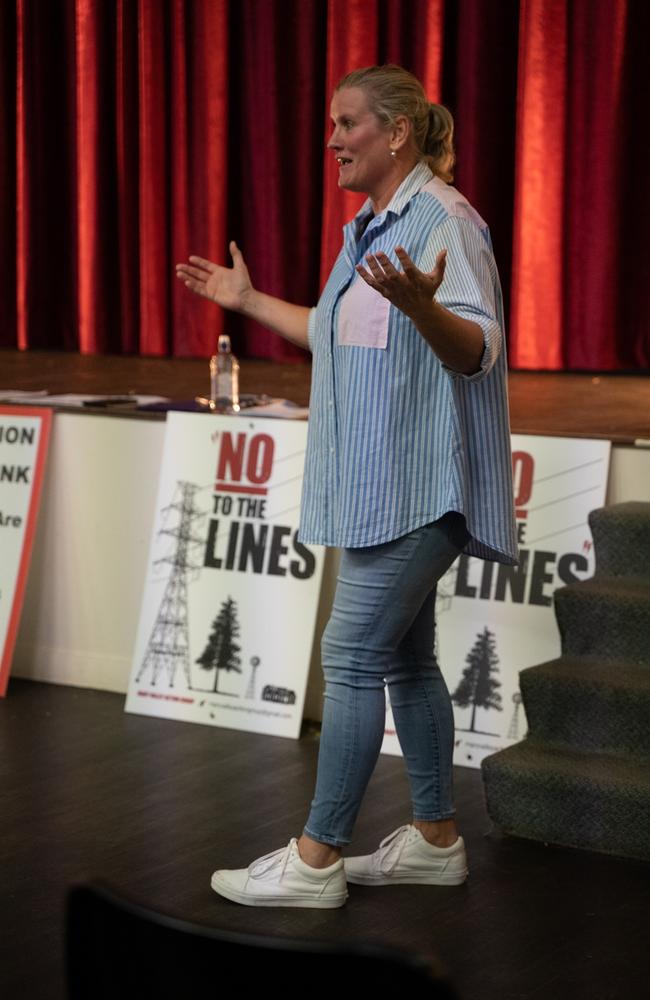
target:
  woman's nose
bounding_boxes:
[327,127,341,149]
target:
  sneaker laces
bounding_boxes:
[248,840,295,880]
[374,825,411,875]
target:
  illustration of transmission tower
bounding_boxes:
[136,481,205,688]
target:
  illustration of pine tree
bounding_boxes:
[452,626,502,732]
[195,597,242,693]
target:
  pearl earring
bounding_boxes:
[390,149,396,158]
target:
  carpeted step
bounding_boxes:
[481,739,650,862]
[554,578,650,664]
[520,656,650,757]
[589,502,650,579]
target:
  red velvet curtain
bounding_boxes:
[509,0,649,369]
[1,0,648,368]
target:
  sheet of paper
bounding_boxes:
[243,398,309,419]
[0,390,49,401]
[3,393,169,407]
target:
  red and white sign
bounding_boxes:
[382,434,612,768]
[125,412,325,738]
[0,406,52,696]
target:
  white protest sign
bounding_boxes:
[1,406,52,696]
[382,435,611,768]
[125,412,324,738]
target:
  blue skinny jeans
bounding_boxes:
[302,512,469,848]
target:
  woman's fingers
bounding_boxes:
[369,252,400,278]
[176,263,210,281]
[176,276,207,299]
[431,249,447,285]
[175,256,215,300]
[188,254,217,272]
[176,242,252,310]
[394,246,418,277]
[355,263,381,290]
[355,245,448,316]
[364,250,422,293]
[435,248,447,273]
[363,253,392,283]
[357,254,408,304]
[395,245,447,283]
[366,249,422,286]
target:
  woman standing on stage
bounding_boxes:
[176,64,517,909]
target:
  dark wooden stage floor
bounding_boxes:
[2,348,650,442]
[1,678,649,1000]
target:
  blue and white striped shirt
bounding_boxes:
[298,161,518,565]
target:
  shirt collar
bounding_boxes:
[353,160,434,231]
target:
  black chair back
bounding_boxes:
[66,880,459,998]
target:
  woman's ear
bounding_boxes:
[390,114,411,151]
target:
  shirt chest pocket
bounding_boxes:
[337,275,390,349]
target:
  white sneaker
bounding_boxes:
[211,837,348,908]
[344,825,468,886]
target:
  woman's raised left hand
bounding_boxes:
[355,246,447,321]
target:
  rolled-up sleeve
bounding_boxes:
[307,306,318,352]
[419,215,504,383]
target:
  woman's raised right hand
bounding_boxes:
[175,241,253,313]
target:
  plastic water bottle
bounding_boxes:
[210,334,240,412]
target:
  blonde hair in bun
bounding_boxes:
[424,103,455,183]
[336,64,455,182]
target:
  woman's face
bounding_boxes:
[327,87,394,198]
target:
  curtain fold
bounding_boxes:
[2,0,647,369]
[137,0,169,354]
[563,0,627,370]
[616,0,650,368]
[167,0,229,358]
[15,0,78,352]
[319,0,379,289]
[227,0,326,361]
[75,0,104,353]
[510,0,567,369]
[115,0,141,355]
[450,0,519,330]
